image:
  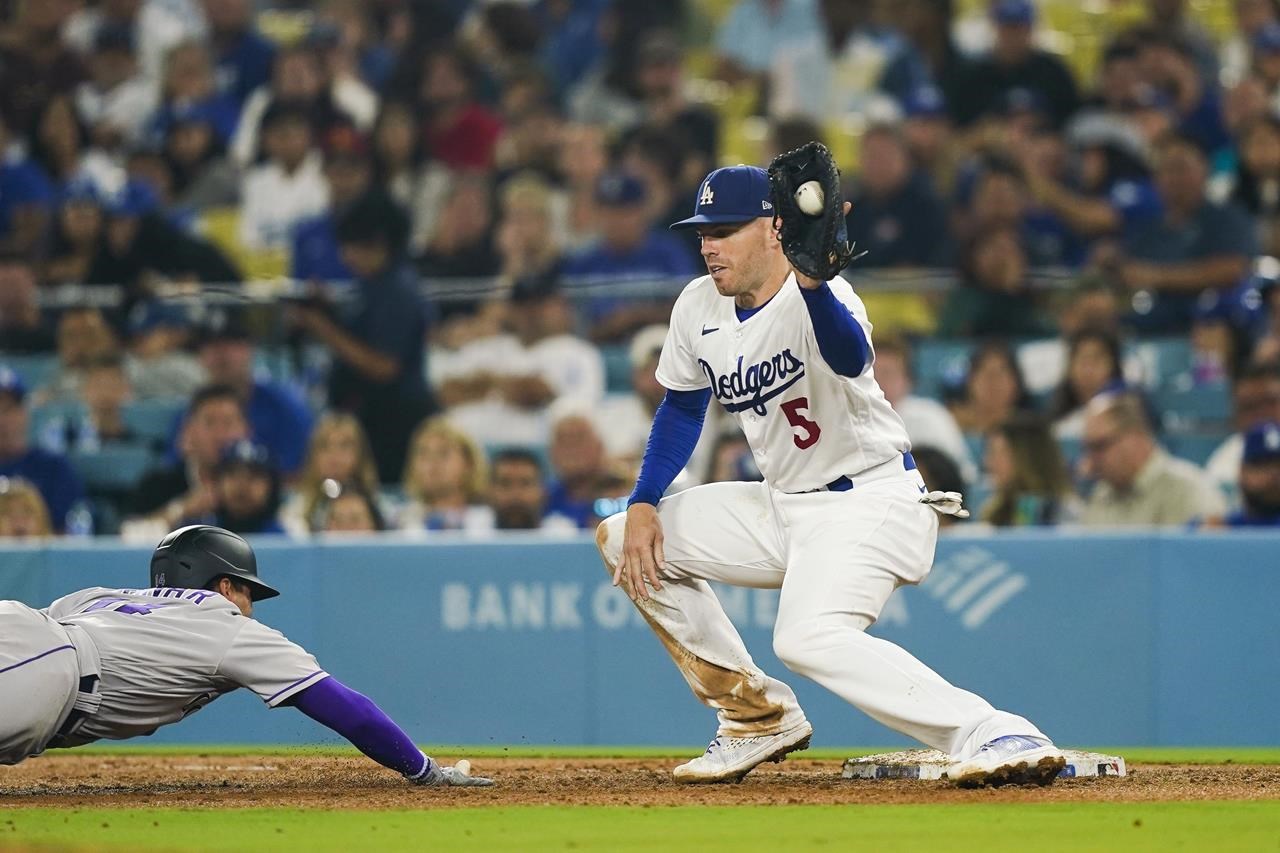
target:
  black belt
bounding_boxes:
[52,674,100,743]
[820,451,917,493]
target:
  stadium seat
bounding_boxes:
[28,400,88,444]
[1166,433,1227,468]
[912,340,973,400]
[0,354,58,389]
[1152,383,1232,430]
[122,400,186,446]
[602,345,633,394]
[69,446,155,492]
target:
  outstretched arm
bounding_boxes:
[796,281,871,378]
[287,677,491,786]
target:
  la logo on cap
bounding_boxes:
[699,181,714,206]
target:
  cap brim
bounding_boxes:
[669,213,768,231]
[232,573,280,602]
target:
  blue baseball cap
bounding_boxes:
[595,172,647,207]
[670,165,773,231]
[1243,421,1280,464]
[991,0,1035,25]
[60,176,104,206]
[218,440,277,474]
[0,366,27,403]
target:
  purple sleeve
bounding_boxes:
[800,281,870,377]
[628,388,711,507]
[287,676,426,777]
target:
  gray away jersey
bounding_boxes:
[43,587,328,746]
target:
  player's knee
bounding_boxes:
[772,623,819,674]
[594,513,625,572]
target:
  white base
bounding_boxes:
[842,748,1126,781]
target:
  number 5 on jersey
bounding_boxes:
[781,397,821,449]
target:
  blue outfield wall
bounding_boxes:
[1,531,1277,748]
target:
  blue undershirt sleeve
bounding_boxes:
[287,676,426,777]
[800,281,871,377]
[628,388,712,507]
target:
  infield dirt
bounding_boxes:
[1,755,1276,809]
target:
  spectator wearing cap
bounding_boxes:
[73,23,159,150]
[948,0,1079,128]
[289,191,432,483]
[0,113,55,258]
[182,311,312,475]
[185,439,285,535]
[562,171,698,343]
[1079,391,1225,527]
[1222,421,1280,526]
[291,130,403,284]
[0,369,88,534]
[80,178,242,299]
[1105,133,1257,332]
[239,103,329,252]
[127,383,248,531]
[124,300,207,401]
[0,256,56,354]
[900,85,962,197]
[161,101,240,214]
[440,273,605,449]
[417,46,503,171]
[146,40,241,149]
[202,0,275,107]
[1205,361,1280,505]
[847,123,951,268]
[712,0,822,86]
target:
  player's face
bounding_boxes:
[218,578,252,617]
[696,218,784,300]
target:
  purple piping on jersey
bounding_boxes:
[0,644,75,675]
[264,669,326,704]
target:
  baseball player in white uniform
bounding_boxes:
[596,163,1066,786]
[0,525,491,787]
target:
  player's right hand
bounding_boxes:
[616,503,665,601]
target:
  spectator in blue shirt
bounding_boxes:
[847,123,950,267]
[177,310,314,476]
[0,112,55,257]
[1109,133,1258,332]
[202,0,276,107]
[0,367,87,533]
[1224,421,1280,527]
[289,191,433,483]
[291,128,404,285]
[191,439,286,535]
[562,171,699,341]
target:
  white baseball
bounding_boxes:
[795,181,824,216]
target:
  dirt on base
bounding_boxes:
[1,754,1277,810]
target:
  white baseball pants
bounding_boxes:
[0,601,81,765]
[597,468,1047,760]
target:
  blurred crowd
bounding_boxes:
[0,0,1279,541]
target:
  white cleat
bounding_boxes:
[946,735,1067,788]
[673,721,813,784]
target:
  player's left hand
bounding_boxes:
[793,201,853,290]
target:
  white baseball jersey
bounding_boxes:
[41,587,328,746]
[656,273,910,492]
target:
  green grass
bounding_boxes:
[2,803,1277,852]
[67,743,1280,764]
